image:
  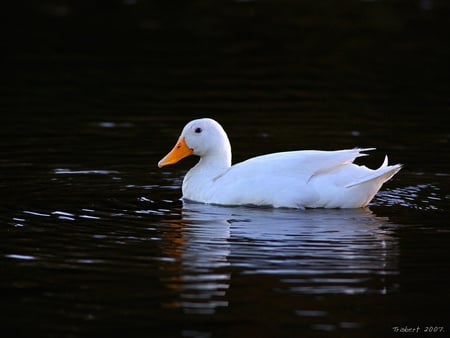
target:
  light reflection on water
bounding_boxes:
[160,204,399,314]
[373,182,442,211]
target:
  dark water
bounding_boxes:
[2,1,450,338]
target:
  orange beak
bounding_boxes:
[158,137,193,168]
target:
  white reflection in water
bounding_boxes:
[53,168,120,175]
[163,204,399,314]
[5,254,37,260]
[373,183,442,210]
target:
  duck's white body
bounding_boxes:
[158,118,401,209]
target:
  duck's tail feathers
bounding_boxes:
[345,155,402,188]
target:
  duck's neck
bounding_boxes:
[182,151,231,202]
[200,149,231,169]
[185,147,231,184]
[196,138,232,172]
[182,136,233,202]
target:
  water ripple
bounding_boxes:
[53,168,120,175]
[373,183,443,210]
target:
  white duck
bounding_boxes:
[158,118,401,208]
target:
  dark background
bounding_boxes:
[3,0,450,117]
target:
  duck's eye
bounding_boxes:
[195,127,202,134]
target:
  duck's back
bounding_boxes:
[204,149,400,208]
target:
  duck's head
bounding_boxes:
[158,118,231,168]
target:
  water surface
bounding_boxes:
[2,112,450,338]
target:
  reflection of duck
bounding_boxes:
[182,203,394,245]
[161,214,231,315]
[158,118,402,208]
[160,204,398,315]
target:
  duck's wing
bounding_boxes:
[208,148,374,205]
[222,148,375,181]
